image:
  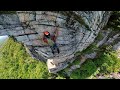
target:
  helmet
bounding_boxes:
[44,31,50,36]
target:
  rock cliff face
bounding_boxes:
[0,11,111,73]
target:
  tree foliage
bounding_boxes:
[105,11,120,30]
[0,38,51,79]
[70,51,120,79]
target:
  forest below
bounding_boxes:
[0,36,120,79]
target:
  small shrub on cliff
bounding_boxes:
[104,11,120,31]
[70,60,97,79]
[82,43,98,54]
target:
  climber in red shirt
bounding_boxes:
[42,28,60,55]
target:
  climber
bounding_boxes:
[42,28,60,55]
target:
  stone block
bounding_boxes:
[84,52,97,59]
[28,34,39,40]
[17,13,35,22]
[113,42,120,51]
[0,30,8,36]
[31,20,39,24]
[24,41,32,45]
[29,14,35,21]
[47,15,57,21]
[0,25,4,29]
[15,27,23,30]
[47,12,58,16]
[36,11,42,15]
[17,13,26,22]
[56,40,69,45]
[38,20,55,26]
[36,15,42,21]
[22,14,30,21]
[24,29,36,34]
[56,18,66,24]
[59,45,71,51]
[32,39,42,46]
[8,30,24,36]
[15,35,29,42]
[57,36,63,41]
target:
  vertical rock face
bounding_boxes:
[0,11,111,73]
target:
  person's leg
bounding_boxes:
[57,48,60,54]
[50,46,54,55]
[54,43,60,54]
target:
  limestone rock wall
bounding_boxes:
[0,11,111,73]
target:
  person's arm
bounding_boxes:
[54,27,59,38]
[52,27,59,42]
[40,34,48,45]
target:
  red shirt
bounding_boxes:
[43,35,56,44]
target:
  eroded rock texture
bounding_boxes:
[0,11,111,73]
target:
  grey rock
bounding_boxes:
[0,11,111,73]
[113,42,120,51]
[15,27,23,30]
[28,34,39,40]
[0,14,20,25]
[106,34,120,45]
[8,30,24,36]
[84,52,97,59]
[15,35,29,42]
[24,29,37,34]
[0,25,4,29]
[36,11,42,15]
[97,31,111,47]
[0,30,8,35]
[70,65,80,70]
